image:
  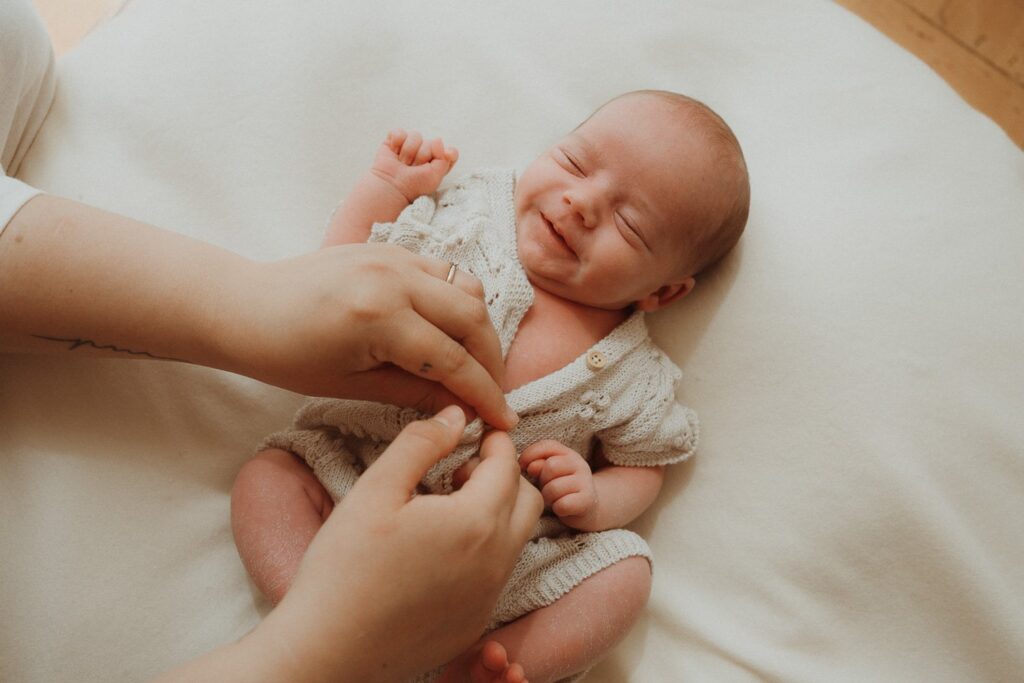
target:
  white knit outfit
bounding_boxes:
[262,168,698,683]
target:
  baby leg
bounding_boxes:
[230,448,333,605]
[440,555,652,683]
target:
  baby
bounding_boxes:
[231,90,749,683]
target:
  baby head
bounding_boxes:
[514,90,749,311]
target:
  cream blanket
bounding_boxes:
[2,1,1022,681]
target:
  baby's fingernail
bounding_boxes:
[433,405,463,428]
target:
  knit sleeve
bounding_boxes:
[596,355,699,468]
[369,194,447,257]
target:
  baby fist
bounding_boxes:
[519,440,598,528]
[372,129,459,202]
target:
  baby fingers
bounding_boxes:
[551,492,594,519]
[518,439,571,471]
[414,137,434,165]
[531,453,581,488]
[399,130,424,164]
[386,128,407,153]
[540,474,582,508]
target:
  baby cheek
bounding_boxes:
[593,245,642,282]
[601,252,663,301]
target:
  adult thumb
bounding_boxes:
[359,405,466,505]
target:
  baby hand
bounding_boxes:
[519,440,598,528]
[372,129,459,202]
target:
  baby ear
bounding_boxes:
[634,277,696,312]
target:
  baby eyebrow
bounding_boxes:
[572,134,599,164]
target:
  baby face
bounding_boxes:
[514,95,714,311]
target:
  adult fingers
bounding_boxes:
[379,309,514,429]
[359,405,466,507]
[462,431,543,545]
[456,431,523,518]
[451,456,481,490]
[407,273,503,379]
[510,472,544,545]
[412,252,487,301]
[339,366,476,420]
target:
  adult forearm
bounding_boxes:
[0,195,247,368]
[150,619,372,683]
[0,193,516,424]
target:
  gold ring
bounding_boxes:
[445,263,458,284]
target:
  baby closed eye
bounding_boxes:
[560,149,585,176]
[616,213,648,250]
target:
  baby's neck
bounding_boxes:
[503,285,630,393]
[528,284,631,339]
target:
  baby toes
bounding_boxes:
[505,662,527,683]
[480,640,509,672]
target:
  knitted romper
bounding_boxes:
[261,168,699,682]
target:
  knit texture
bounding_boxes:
[260,168,699,683]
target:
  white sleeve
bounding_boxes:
[597,353,699,468]
[368,194,442,256]
[0,176,42,236]
[0,0,56,236]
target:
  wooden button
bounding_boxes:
[586,350,606,370]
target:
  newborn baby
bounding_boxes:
[232,89,749,683]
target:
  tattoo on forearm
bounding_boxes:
[33,335,181,362]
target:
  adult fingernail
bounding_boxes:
[433,405,463,428]
[504,406,520,428]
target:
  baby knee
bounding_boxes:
[234,448,296,492]
[233,449,332,517]
[608,556,653,614]
[630,554,653,586]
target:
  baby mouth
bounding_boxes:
[541,212,575,256]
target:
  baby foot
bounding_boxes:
[440,640,528,683]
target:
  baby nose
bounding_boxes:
[563,190,596,229]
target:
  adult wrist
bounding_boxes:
[246,591,377,683]
[198,254,266,380]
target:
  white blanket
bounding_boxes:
[3,1,1022,681]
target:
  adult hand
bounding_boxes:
[247,406,543,682]
[228,242,516,428]
[0,196,517,429]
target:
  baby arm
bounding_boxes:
[323,130,458,247]
[519,440,665,532]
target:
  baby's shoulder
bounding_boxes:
[436,168,514,207]
[430,168,517,245]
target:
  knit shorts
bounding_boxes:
[261,425,653,683]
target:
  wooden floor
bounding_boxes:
[836,0,1024,148]
[32,0,1024,149]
